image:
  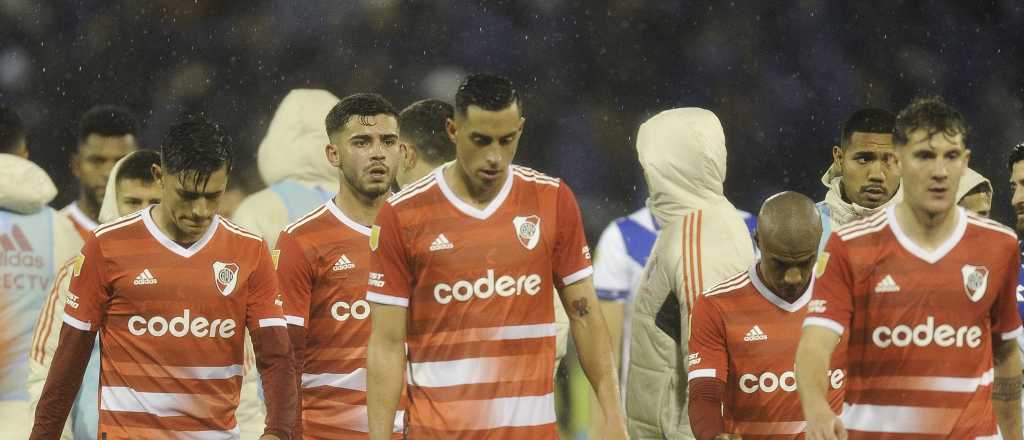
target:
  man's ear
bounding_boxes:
[831,145,842,172]
[151,164,164,186]
[325,143,342,168]
[446,118,457,144]
[71,151,82,178]
[400,143,417,170]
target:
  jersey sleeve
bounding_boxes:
[803,233,854,336]
[687,295,728,382]
[64,238,110,332]
[991,246,1023,341]
[246,243,287,331]
[275,232,314,327]
[366,202,413,307]
[552,182,593,289]
[592,222,632,301]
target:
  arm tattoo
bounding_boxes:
[993,376,1023,402]
[571,298,591,318]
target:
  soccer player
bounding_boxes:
[233,89,341,249]
[276,93,403,438]
[29,149,161,440]
[0,106,83,439]
[626,108,755,439]
[957,167,993,217]
[817,109,899,246]
[396,99,457,188]
[365,73,626,439]
[797,96,1023,439]
[688,192,842,440]
[30,119,296,439]
[1006,142,1024,419]
[62,106,139,240]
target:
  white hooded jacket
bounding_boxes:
[0,153,82,439]
[625,109,755,439]
[817,163,902,246]
[232,89,340,249]
[955,167,992,203]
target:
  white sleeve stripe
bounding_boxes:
[366,292,409,308]
[63,314,92,331]
[258,318,287,328]
[802,317,845,336]
[284,315,305,326]
[562,266,594,286]
[1001,326,1023,341]
[688,369,717,381]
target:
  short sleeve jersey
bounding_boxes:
[367,165,592,439]
[805,207,1022,439]
[276,200,404,438]
[688,267,844,439]
[64,206,285,438]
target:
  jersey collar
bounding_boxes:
[435,163,514,221]
[141,205,221,258]
[749,264,813,313]
[325,198,372,237]
[886,205,967,265]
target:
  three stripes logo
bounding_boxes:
[332,254,355,271]
[0,223,43,269]
[874,274,900,293]
[0,224,33,252]
[429,234,454,252]
[133,269,158,286]
[743,325,768,342]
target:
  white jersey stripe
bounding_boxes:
[841,403,971,435]
[95,215,144,237]
[157,364,244,380]
[967,218,1017,239]
[284,315,305,326]
[302,368,367,391]
[562,266,593,286]
[366,291,409,308]
[1001,325,1023,341]
[389,180,438,206]
[63,314,91,331]
[284,205,329,234]
[100,386,227,418]
[410,356,510,388]
[803,317,845,336]
[688,369,716,381]
[258,318,286,328]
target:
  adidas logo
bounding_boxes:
[743,325,768,342]
[875,275,900,293]
[429,234,454,251]
[133,269,158,286]
[0,224,34,252]
[332,254,355,271]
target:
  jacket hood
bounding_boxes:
[0,153,58,214]
[820,163,902,225]
[257,89,341,187]
[97,151,151,223]
[636,108,729,226]
[955,167,992,202]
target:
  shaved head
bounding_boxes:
[756,192,822,300]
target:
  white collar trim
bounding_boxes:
[749,264,814,313]
[67,202,99,231]
[886,205,967,264]
[434,163,514,220]
[141,206,220,258]
[325,198,372,237]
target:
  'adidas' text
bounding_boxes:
[430,234,454,251]
[133,269,158,286]
[743,325,768,342]
[332,255,355,271]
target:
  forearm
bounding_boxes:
[795,333,836,418]
[252,326,296,440]
[366,334,406,440]
[993,339,1023,440]
[598,300,625,369]
[30,325,95,440]
[688,378,727,440]
[570,301,622,417]
[286,326,306,439]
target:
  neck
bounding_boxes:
[893,201,959,251]
[334,181,387,227]
[402,162,438,189]
[756,264,802,304]
[444,163,503,207]
[76,194,100,222]
[150,204,203,246]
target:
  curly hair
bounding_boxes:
[893,95,969,146]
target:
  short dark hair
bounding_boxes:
[399,99,456,165]
[840,108,895,149]
[1009,142,1024,173]
[324,93,398,138]
[78,105,137,144]
[454,73,520,116]
[0,105,25,154]
[893,96,969,147]
[116,150,161,184]
[160,118,233,189]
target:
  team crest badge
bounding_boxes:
[513,215,541,250]
[961,264,989,302]
[213,262,240,296]
[814,252,830,279]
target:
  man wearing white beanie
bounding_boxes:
[626,108,755,439]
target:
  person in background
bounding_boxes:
[626,108,755,439]
[956,167,992,217]
[0,105,83,439]
[1004,141,1024,422]
[233,89,341,249]
[395,99,457,188]
[61,106,139,240]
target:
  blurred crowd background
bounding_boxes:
[3,1,1024,239]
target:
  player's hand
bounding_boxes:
[713,433,742,440]
[603,414,629,440]
[805,409,846,440]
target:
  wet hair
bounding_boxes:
[78,105,137,145]
[160,118,233,189]
[116,150,161,184]
[893,96,969,147]
[1008,142,1024,173]
[399,99,456,165]
[840,108,895,149]
[0,105,25,154]
[454,73,520,116]
[324,93,398,139]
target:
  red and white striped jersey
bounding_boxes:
[63,206,286,438]
[367,165,592,439]
[806,206,1022,439]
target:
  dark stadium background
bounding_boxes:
[2,1,1023,243]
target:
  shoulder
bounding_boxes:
[702,270,752,299]
[965,212,1017,242]
[218,216,264,244]
[387,169,442,208]
[92,210,147,240]
[511,165,561,189]
[833,209,888,243]
[281,203,333,238]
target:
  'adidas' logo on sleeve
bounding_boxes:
[743,325,768,342]
[429,234,454,251]
[133,269,158,286]
[332,254,355,271]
